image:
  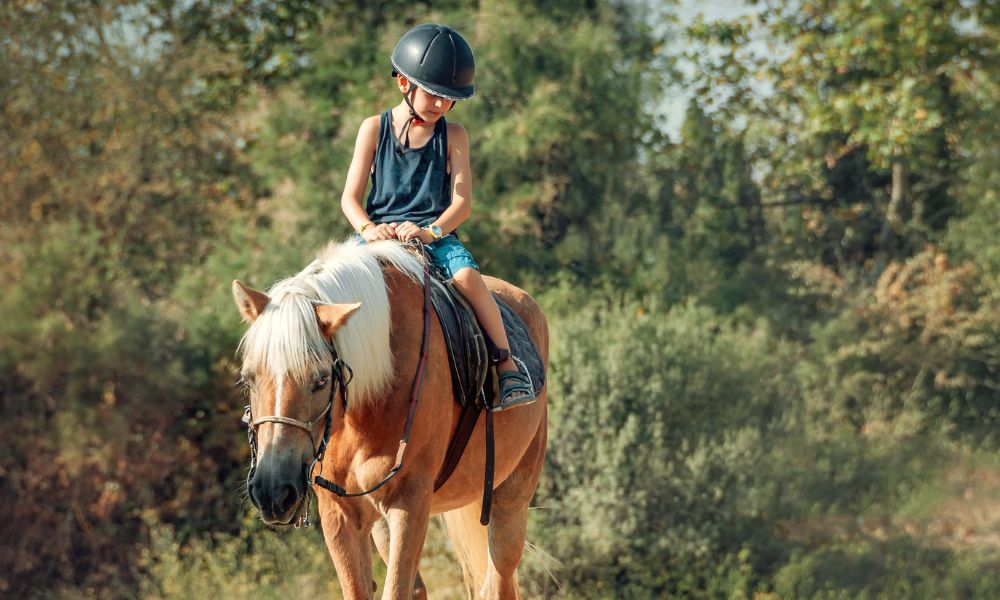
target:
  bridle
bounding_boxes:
[242,243,433,528]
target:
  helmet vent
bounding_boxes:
[419,31,440,66]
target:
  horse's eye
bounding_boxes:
[238,375,257,394]
[310,376,329,392]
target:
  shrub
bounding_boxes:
[525,300,801,597]
[802,248,1000,442]
[139,516,338,599]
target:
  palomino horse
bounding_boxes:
[232,239,548,599]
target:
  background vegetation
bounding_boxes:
[2,0,999,597]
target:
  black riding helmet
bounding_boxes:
[391,23,476,100]
[390,24,475,150]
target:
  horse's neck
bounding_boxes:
[341,266,439,446]
[382,265,433,398]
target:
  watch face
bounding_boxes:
[429,225,442,237]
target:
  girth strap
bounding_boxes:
[433,397,481,491]
[431,343,503,525]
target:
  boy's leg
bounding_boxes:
[451,267,534,407]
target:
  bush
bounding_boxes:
[774,540,1000,599]
[525,299,802,597]
[522,293,997,598]
[0,221,247,596]
[139,516,338,599]
[802,248,1000,442]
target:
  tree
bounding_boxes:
[244,0,673,286]
[687,0,999,271]
[0,2,265,594]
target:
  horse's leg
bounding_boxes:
[381,495,431,600]
[372,516,429,600]
[318,496,378,600]
[482,417,547,600]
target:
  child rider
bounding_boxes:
[340,23,534,410]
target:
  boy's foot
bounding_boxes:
[495,368,535,411]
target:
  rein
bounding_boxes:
[242,243,433,527]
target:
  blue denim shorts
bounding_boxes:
[354,232,480,280]
[425,234,480,279]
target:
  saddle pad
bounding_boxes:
[429,281,546,502]
[494,295,545,396]
[427,279,545,409]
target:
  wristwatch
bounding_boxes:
[424,224,443,239]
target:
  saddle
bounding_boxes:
[426,277,545,524]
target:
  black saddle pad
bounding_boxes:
[494,295,545,396]
[427,279,545,408]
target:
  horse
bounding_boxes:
[231,239,548,599]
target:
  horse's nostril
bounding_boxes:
[274,483,299,515]
[248,476,263,509]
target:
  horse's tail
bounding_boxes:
[441,502,490,599]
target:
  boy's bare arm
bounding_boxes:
[434,123,472,234]
[340,116,386,236]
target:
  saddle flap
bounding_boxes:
[428,278,488,409]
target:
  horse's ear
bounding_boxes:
[232,280,269,323]
[315,303,362,339]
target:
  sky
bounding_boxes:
[662,0,764,138]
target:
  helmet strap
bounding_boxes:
[398,85,424,151]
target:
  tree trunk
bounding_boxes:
[879,153,908,255]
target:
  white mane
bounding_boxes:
[238,239,425,405]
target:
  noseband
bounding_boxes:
[242,244,433,528]
[241,353,351,527]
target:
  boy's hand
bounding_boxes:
[395,221,433,244]
[362,222,397,242]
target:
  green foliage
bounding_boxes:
[0,220,248,595]
[139,516,338,599]
[801,248,1000,442]
[1,1,261,295]
[944,112,1000,276]
[465,1,675,286]
[4,0,1000,597]
[687,0,1000,267]
[625,102,768,305]
[526,291,1000,598]
[774,541,1000,600]
[170,0,326,85]
[527,299,800,597]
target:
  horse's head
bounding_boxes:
[232,279,361,525]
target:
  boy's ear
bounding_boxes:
[397,74,413,93]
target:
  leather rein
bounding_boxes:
[242,249,433,528]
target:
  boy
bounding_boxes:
[340,23,534,410]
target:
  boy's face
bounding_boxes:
[397,75,455,123]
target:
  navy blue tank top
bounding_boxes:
[365,109,451,227]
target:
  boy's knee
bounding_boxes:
[451,267,480,287]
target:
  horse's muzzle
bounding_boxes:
[248,456,306,525]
